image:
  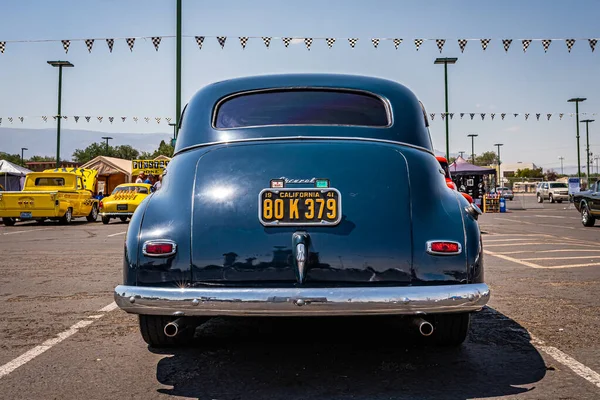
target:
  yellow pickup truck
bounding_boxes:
[0,168,99,226]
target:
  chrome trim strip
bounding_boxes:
[425,240,463,256]
[100,212,134,217]
[141,239,178,257]
[257,188,342,227]
[114,283,490,317]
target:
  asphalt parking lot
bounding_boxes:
[0,199,599,400]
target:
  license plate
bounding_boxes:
[117,204,128,211]
[259,188,342,226]
[20,212,32,219]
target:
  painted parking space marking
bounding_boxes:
[496,249,600,255]
[485,250,600,269]
[2,228,52,235]
[485,242,598,248]
[0,302,117,379]
[522,255,600,261]
[107,231,126,237]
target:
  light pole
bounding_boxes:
[568,97,586,181]
[595,156,600,176]
[494,143,503,187]
[21,147,28,167]
[48,61,74,168]
[581,119,594,186]
[467,134,478,165]
[458,151,465,159]
[559,156,564,175]
[434,57,458,160]
[101,136,113,155]
[175,0,182,138]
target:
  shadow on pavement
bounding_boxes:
[151,307,546,400]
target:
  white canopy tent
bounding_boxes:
[0,159,32,191]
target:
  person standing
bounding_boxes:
[153,174,163,192]
[135,172,145,183]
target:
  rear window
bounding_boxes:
[214,90,390,128]
[550,183,567,188]
[113,186,148,194]
[35,177,65,186]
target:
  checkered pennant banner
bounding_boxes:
[151,37,161,51]
[0,41,5,53]
[121,117,127,122]
[441,113,446,120]
[52,116,58,121]
[18,117,23,123]
[155,117,161,124]
[536,113,541,121]
[326,38,336,48]
[42,116,48,122]
[525,113,530,120]
[195,36,205,49]
[348,38,359,48]
[282,37,292,47]
[491,113,496,120]
[393,38,402,49]
[430,113,435,121]
[106,39,114,53]
[469,113,474,120]
[480,113,486,120]
[559,113,564,120]
[480,39,491,51]
[414,39,424,51]
[166,118,172,124]
[144,117,150,123]
[522,39,532,53]
[371,38,380,48]
[85,116,91,122]
[501,113,506,120]
[502,39,512,53]
[262,37,271,48]
[74,116,79,123]
[460,113,465,119]
[589,39,597,52]
[97,117,103,122]
[449,113,454,120]
[61,40,70,53]
[458,39,468,53]
[133,117,138,123]
[109,117,114,124]
[8,117,13,123]
[435,39,445,53]
[217,36,227,49]
[541,39,551,52]
[126,38,135,51]
[239,37,249,49]
[547,113,552,120]
[566,39,576,52]
[304,38,313,50]
[85,39,94,53]
[514,113,519,118]
[62,116,67,120]
[0,118,2,125]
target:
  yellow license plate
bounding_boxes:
[259,188,342,226]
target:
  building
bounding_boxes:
[25,161,82,172]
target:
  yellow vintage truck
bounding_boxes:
[0,168,99,226]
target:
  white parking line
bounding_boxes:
[0,302,117,379]
[522,255,600,261]
[493,249,600,255]
[485,250,600,269]
[2,228,52,235]
[107,231,126,237]
[485,242,598,248]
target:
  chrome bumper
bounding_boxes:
[114,283,490,317]
[100,212,134,217]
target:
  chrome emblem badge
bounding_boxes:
[296,243,306,282]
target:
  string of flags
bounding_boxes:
[0,113,597,126]
[0,36,599,54]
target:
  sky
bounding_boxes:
[1,0,600,172]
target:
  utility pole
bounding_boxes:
[101,136,113,155]
[175,0,182,139]
[21,147,28,167]
[434,57,458,160]
[47,61,74,168]
[494,143,503,188]
[458,151,465,158]
[581,119,594,187]
[568,97,586,181]
[558,156,564,175]
[467,134,478,165]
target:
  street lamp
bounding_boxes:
[20,147,28,167]
[47,61,74,168]
[458,151,465,159]
[467,134,478,165]
[101,136,113,155]
[581,119,594,186]
[494,143,504,187]
[567,97,586,180]
[559,156,565,175]
[434,57,458,160]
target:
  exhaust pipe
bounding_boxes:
[413,317,434,337]
[164,318,185,337]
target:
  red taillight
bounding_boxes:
[143,241,177,257]
[99,201,103,209]
[427,241,462,255]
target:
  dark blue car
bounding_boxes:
[114,74,489,347]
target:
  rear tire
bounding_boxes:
[60,208,73,225]
[119,216,128,222]
[86,204,99,222]
[2,217,16,226]
[101,216,110,225]
[138,315,207,348]
[429,313,471,346]
[537,194,543,203]
[581,204,596,227]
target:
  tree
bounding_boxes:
[113,145,140,160]
[153,140,174,158]
[545,170,559,181]
[72,142,110,164]
[28,155,56,162]
[515,167,544,178]
[0,152,22,165]
[475,151,498,166]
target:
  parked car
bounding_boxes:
[99,183,152,224]
[490,186,514,201]
[573,180,600,226]
[536,181,569,203]
[0,168,99,226]
[436,156,474,203]
[114,74,490,348]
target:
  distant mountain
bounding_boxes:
[0,127,171,160]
